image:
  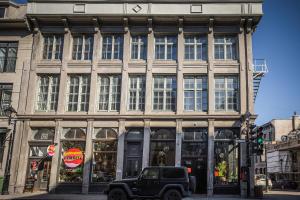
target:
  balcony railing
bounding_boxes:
[253,59,268,74]
[0,57,17,73]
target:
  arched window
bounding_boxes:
[95,128,117,139]
[215,128,238,140]
[151,128,176,140]
[63,128,86,139]
[32,128,55,141]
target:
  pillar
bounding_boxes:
[207,119,215,196]
[116,120,125,180]
[142,120,151,169]
[175,119,183,167]
[207,21,215,115]
[82,120,93,194]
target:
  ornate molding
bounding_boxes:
[61,17,69,33]
[208,17,214,33]
[148,17,153,33]
[92,17,100,32]
[30,17,39,33]
[178,17,184,33]
[246,18,253,33]
[123,17,129,33]
[240,18,246,33]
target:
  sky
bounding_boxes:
[13,0,300,125]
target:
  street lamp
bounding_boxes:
[2,106,17,195]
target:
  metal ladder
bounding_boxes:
[253,59,268,102]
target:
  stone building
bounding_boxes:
[0,0,265,197]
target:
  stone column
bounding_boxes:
[207,119,215,197]
[82,120,93,194]
[142,120,151,169]
[144,23,154,114]
[57,30,71,114]
[245,28,254,114]
[120,27,130,115]
[176,25,184,115]
[48,120,62,193]
[240,126,247,198]
[207,23,215,115]
[238,29,247,114]
[175,119,183,167]
[116,120,125,180]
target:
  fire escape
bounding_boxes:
[253,59,268,102]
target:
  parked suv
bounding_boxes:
[105,167,192,200]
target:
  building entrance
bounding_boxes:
[181,128,208,194]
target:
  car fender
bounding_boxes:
[159,184,185,197]
[108,183,134,197]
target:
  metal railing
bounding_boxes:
[253,59,268,74]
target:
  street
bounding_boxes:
[0,190,299,200]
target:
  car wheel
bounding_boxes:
[163,189,182,200]
[108,188,128,200]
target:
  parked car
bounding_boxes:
[255,174,273,190]
[105,166,192,200]
[272,179,298,190]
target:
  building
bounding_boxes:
[0,0,29,192]
[0,0,265,197]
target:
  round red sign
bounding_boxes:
[47,144,55,157]
[63,148,84,168]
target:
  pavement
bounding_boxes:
[0,190,299,200]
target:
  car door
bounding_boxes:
[136,168,160,197]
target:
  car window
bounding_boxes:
[142,168,159,179]
[162,168,185,179]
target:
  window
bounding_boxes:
[0,7,5,18]
[59,128,86,183]
[92,128,118,183]
[142,168,159,179]
[67,75,90,112]
[36,75,60,112]
[214,128,239,190]
[184,35,207,60]
[0,42,18,72]
[97,75,121,111]
[0,84,12,116]
[131,35,147,60]
[0,128,6,168]
[184,76,207,111]
[153,76,176,111]
[150,128,176,166]
[72,34,94,60]
[43,35,64,60]
[214,35,237,60]
[102,35,123,60]
[215,76,239,112]
[162,168,185,179]
[128,76,145,111]
[155,36,177,60]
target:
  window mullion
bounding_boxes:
[194,78,197,111]
[108,77,112,111]
[136,77,140,111]
[78,76,82,112]
[112,36,115,60]
[137,37,141,60]
[52,36,56,60]
[82,35,85,60]
[164,37,167,60]
[163,78,166,111]
[47,76,52,111]
[194,37,197,61]
[225,78,228,112]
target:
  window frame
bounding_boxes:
[97,75,121,112]
[130,35,147,60]
[42,34,64,60]
[35,74,60,112]
[0,42,18,73]
[66,74,90,112]
[184,35,208,61]
[214,35,238,60]
[154,35,177,60]
[214,76,240,112]
[72,34,94,61]
[101,35,124,60]
[0,83,12,116]
[128,75,145,111]
[152,76,177,112]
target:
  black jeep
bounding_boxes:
[105,167,192,200]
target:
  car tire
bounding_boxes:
[108,188,128,200]
[163,189,182,200]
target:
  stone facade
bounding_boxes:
[0,0,264,197]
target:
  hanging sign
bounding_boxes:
[47,144,55,157]
[31,160,38,171]
[63,148,84,168]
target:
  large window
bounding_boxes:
[153,76,176,111]
[102,35,123,60]
[72,34,94,60]
[0,128,6,168]
[67,75,90,112]
[0,42,18,72]
[214,35,238,60]
[0,84,12,116]
[184,76,208,112]
[184,35,207,61]
[214,128,239,193]
[59,128,86,183]
[92,128,118,183]
[131,35,147,60]
[215,76,239,112]
[128,75,145,111]
[155,36,177,60]
[97,75,121,111]
[36,75,60,112]
[150,128,176,166]
[43,35,64,60]
[182,128,208,158]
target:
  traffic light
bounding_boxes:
[256,127,264,155]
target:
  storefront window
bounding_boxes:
[92,128,118,183]
[214,128,239,187]
[150,128,176,166]
[182,128,208,158]
[59,128,86,183]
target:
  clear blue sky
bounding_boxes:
[14,0,300,125]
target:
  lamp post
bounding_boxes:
[1,106,17,195]
[242,111,251,197]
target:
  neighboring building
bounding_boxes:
[0,0,265,197]
[0,0,30,192]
